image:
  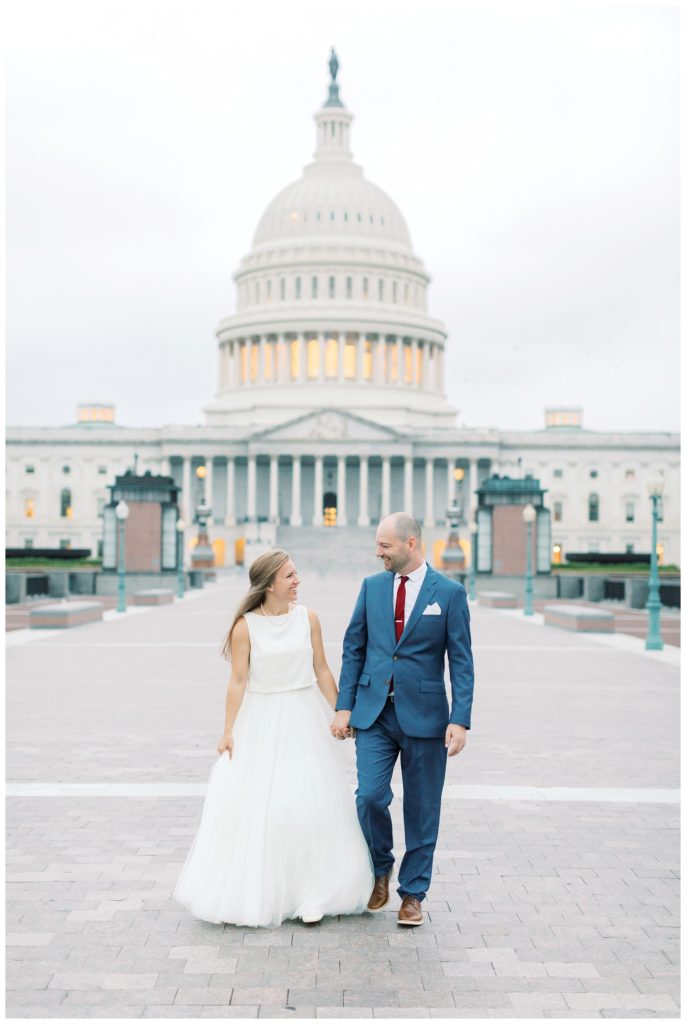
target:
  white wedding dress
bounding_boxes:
[174,603,374,927]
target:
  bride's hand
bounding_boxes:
[217,733,234,759]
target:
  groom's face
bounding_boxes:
[376,527,413,574]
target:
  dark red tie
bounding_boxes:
[395,575,409,643]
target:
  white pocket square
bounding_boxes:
[423,603,442,616]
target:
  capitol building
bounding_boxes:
[6,54,681,567]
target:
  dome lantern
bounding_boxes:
[313,47,353,164]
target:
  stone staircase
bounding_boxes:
[275,526,380,575]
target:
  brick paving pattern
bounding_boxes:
[6,571,679,1018]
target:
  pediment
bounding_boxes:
[251,409,403,443]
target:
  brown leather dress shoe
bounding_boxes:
[397,895,423,926]
[367,870,393,912]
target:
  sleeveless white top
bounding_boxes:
[244,604,316,694]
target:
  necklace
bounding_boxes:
[258,602,292,617]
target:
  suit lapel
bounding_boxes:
[395,565,438,650]
[383,571,397,649]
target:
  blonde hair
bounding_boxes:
[221,548,291,659]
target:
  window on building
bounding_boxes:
[311,276,318,299]
[343,336,357,379]
[378,279,384,302]
[60,488,72,518]
[249,340,258,382]
[392,281,397,303]
[264,340,274,380]
[255,282,260,304]
[346,276,352,299]
[588,493,599,522]
[97,497,106,517]
[316,211,321,221]
[295,276,301,300]
[625,469,635,480]
[363,339,373,381]
[415,343,423,385]
[588,542,599,553]
[307,338,320,379]
[59,539,72,550]
[404,282,409,303]
[290,337,301,380]
[24,538,34,549]
[266,280,271,301]
[357,212,362,222]
[362,277,369,299]
[63,465,71,474]
[626,543,635,554]
[625,501,635,523]
[328,276,335,299]
[329,210,335,221]
[98,465,107,475]
[25,465,35,474]
[324,336,338,378]
[24,498,36,519]
[240,341,248,383]
[280,278,285,300]
[403,341,413,383]
[590,469,598,478]
[344,211,348,222]
[553,501,563,522]
[553,468,563,479]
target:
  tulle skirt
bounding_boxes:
[174,684,374,927]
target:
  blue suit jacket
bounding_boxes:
[336,565,475,738]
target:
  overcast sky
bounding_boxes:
[6,1,680,432]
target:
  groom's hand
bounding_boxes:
[445,724,466,757]
[331,710,352,740]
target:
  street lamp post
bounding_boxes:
[468,520,478,600]
[645,476,665,651]
[176,518,185,599]
[522,502,536,616]
[115,500,129,613]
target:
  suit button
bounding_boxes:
[393,655,398,661]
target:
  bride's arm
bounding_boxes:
[308,610,339,711]
[217,617,250,758]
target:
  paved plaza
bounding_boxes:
[6,570,680,1018]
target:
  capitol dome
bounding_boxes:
[204,50,457,431]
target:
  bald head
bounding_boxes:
[375,511,424,575]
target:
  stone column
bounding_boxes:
[247,455,257,522]
[447,458,456,507]
[278,333,287,383]
[245,339,253,385]
[469,458,479,520]
[381,456,391,517]
[357,335,365,381]
[217,343,225,391]
[358,457,369,526]
[411,339,419,387]
[269,455,279,522]
[424,458,435,527]
[337,456,348,526]
[225,457,235,525]
[298,336,307,382]
[160,455,171,477]
[396,336,403,385]
[437,345,444,392]
[404,457,413,510]
[257,337,266,385]
[337,333,345,383]
[229,341,237,388]
[421,342,429,389]
[182,456,192,519]
[291,456,302,526]
[313,455,323,526]
[374,335,384,384]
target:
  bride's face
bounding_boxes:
[270,559,300,603]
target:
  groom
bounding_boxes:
[331,511,474,926]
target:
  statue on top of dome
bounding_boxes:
[324,47,344,108]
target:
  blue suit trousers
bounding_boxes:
[354,697,448,902]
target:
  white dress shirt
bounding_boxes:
[393,561,428,628]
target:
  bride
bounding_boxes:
[174,548,374,927]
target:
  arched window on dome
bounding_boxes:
[280,278,285,301]
[311,276,318,300]
[378,280,384,302]
[60,488,72,519]
[328,276,335,299]
[362,277,369,300]
[295,277,301,300]
[346,276,352,300]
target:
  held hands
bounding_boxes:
[445,724,466,757]
[330,709,353,741]
[217,733,234,759]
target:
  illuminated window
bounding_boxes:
[250,341,258,382]
[240,342,248,383]
[553,501,563,522]
[307,338,320,379]
[24,498,36,519]
[552,543,562,565]
[277,337,287,377]
[625,501,635,523]
[60,488,72,518]
[657,543,664,565]
[346,276,352,299]
[311,276,318,299]
[403,342,413,383]
[389,340,398,383]
[328,276,335,299]
[324,337,338,378]
[295,277,301,300]
[264,341,274,381]
[363,339,373,380]
[290,338,300,380]
[343,337,357,379]
[415,343,423,384]
[588,493,599,522]
[59,539,71,550]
